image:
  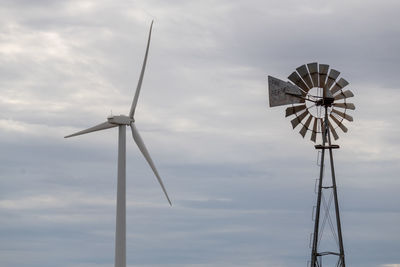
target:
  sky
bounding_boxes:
[0,0,399,266]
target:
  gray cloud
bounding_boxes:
[0,0,399,266]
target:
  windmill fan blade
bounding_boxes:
[288,71,309,94]
[64,121,117,138]
[310,117,318,142]
[130,123,172,205]
[324,69,340,91]
[291,110,309,129]
[332,109,353,122]
[129,21,153,119]
[300,114,312,138]
[320,118,325,140]
[333,102,356,110]
[330,78,349,95]
[285,104,306,117]
[334,90,354,101]
[330,114,348,133]
[318,64,329,88]
[307,62,319,88]
[296,64,314,89]
[328,120,339,140]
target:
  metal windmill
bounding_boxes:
[268,62,355,267]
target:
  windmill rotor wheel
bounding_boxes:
[285,62,355,143]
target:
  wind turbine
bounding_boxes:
[65,21,171,267]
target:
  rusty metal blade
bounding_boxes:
[330,78,349,95]
[324,69,340,91]
[300,114,312,138]
[288,72,309,93]
[285,104,306,117]
[328,119,339,140]
[320,118,325,140]
[307,62,318,88]
[296,64,313,89]
[319,64,329,88]
[333,102,356,110]
[330,114,348,133]
[332,108,353,121]
[310,117,318,142]
[290,110,309,129]
[334,90,354,101]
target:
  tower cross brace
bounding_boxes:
[310,105,345,267]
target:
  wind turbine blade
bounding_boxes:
[129,21,153,119]
[64,121,117,138]
[130,123,171,205]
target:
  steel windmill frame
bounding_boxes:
[268,62,355,267]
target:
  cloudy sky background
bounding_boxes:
[0,0,399,266]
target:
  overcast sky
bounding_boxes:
[0,0,399,266]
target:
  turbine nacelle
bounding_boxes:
[107,115,134,125]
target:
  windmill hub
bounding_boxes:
[304,87,329,118]
[316,96,334,107]
[107,115,135,125]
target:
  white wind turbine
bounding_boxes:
[65,21,171,267]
